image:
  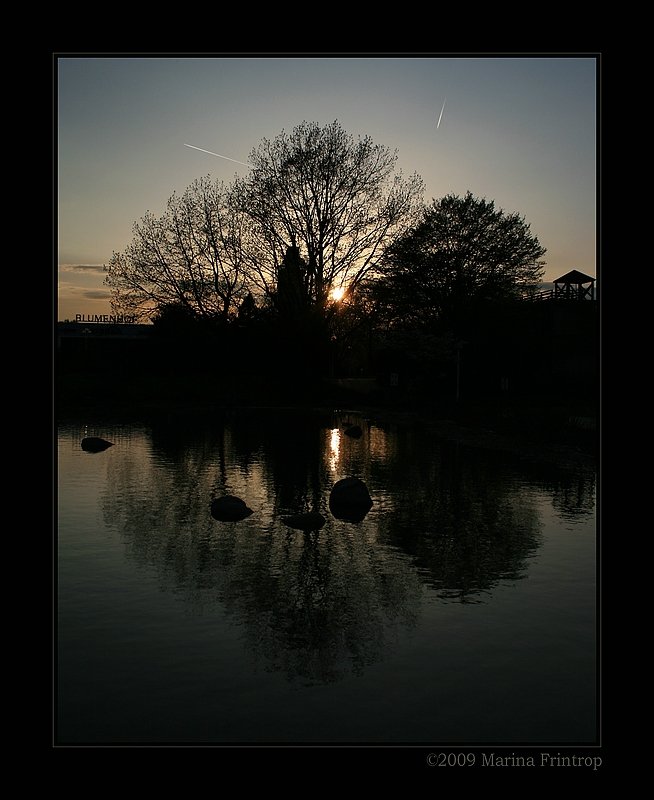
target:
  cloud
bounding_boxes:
[58,263,106,273]
[83,290,112,300]
[58,282,111,300]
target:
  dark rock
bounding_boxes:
[343,425,363,438]
[329,477,373,522]
[210,495,253,522]
[281,511,326,531]
[81,437,114,453]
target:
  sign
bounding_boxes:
[75,314,137,324]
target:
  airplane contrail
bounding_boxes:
[437,98,446,130]
[183,143,252,168]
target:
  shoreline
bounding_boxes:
[56,371,597,471]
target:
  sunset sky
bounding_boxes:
[56,54,598,321]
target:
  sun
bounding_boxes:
[331,286,346,302]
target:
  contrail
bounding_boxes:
[437,98,446,130]
[183,143,252,168]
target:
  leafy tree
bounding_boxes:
[275,245,311,318]
[105,177,250,321]
[234,120,425,311]
[373,192,547,330]
[151,301,199,332]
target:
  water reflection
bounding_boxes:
[223,527,420,684]
[328,428,340,473]
[373,439,544,601]
[549,474,596,520]
[96,410,592,683]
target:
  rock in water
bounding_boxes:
[329,477,373,522]
[210,495,253,522]
[343,425,363,438]
[81,437,114,452]
[281,512,326,531]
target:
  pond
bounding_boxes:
[56,408,597,745]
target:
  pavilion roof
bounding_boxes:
[554,270,595,285]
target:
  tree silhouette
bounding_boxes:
[105,123,424,327]
[275,245,310,318]
[105,177,250,321]
[372,192,546,330]
[234,120,424,312]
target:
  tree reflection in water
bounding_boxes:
[222,526,420,685]
[100,410,595,683]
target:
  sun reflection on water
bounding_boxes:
[328,428,341,473]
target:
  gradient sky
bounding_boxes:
[56,54,598,321]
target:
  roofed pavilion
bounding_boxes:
[553,270,596,301]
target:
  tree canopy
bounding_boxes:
[371,191,547,329]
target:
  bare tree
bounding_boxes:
[105,177,250,320]
[235,120,424,311]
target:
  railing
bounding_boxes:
[530,289,554,301]
[521,289,554,302]
[523,289,595,302]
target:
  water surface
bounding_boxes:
[56,409,597,745]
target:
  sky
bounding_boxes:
[56,54,598,321]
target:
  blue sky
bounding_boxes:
[56,54,598,320]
